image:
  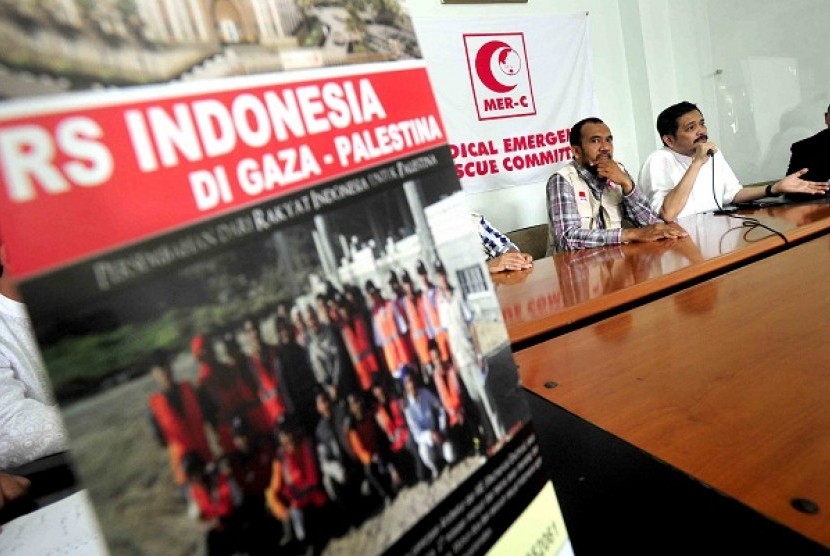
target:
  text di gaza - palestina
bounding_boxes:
[131,78,443,210]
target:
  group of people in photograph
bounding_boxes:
[147,256,508,555]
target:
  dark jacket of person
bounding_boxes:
[787,128,830,183]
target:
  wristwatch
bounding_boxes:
[764,183,780,197]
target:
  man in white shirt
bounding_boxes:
[639,101,828,221]
[0,236,103,546]
[0,237,68,473]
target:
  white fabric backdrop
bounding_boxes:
[412,12,598,193]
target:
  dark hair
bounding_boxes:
[401,364,419,387]
[231,414,250,437]
[656,101,701,145]
[570,117,605,148]
[364,279,379,294]
[346,390,365,405]
[426,338,439,353]
[182,451,206,479]
[370,372,386,390]
[275,316,293,333]
[148,348,170,371]
[314,385,330,403]
[276,414,301,439]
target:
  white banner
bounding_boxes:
[412,12,597,193]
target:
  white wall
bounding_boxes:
[407,0,830,232]
[704,0,830,184]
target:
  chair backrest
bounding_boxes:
[506,223,549,260]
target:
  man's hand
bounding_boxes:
[487,250,533,274]
[692,141,717,164]
[622,223,688,244]
[0,472,31,511]
[595,159,633,191]
[490,267,533,286]
[774,168,829,196]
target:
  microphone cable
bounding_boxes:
[709,151,788,245]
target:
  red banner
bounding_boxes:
[0,62,446,279]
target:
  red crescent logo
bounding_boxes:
[474,40,518,93]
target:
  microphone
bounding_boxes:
[706,149,715,157]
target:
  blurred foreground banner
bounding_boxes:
[0,56,571,555]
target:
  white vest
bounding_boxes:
[557,163,625,230]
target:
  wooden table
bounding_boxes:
[517,234,830,549]
[523,391,828,555]
[496,200,830,348]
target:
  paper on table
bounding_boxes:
[0,490,108,555]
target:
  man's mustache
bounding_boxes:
[694,135,709,143]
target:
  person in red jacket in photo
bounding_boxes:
[370,375,424,485]
[336,299,381,392]
[148,350,215,495]
[266,421,329,551]
[199,335,270,456]
[183,452,242,556]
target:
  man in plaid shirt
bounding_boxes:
[546,117,685,254]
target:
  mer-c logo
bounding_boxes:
[475,40,521,93]
[463,32,536,121]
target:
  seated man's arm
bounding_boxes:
[599,163,688,244]
[618,179,687,243]
[0,364,67,471]
[731,168,829,203]
[619,223,686,244]
[657,162,703,221]
[617,168,662,227]
[547,173,621,251]
[641,145,713,222]
[475,214,533,273]
[486,249,533,273]
[0,471,31,510]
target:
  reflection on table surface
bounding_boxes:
[496,200,830,345]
